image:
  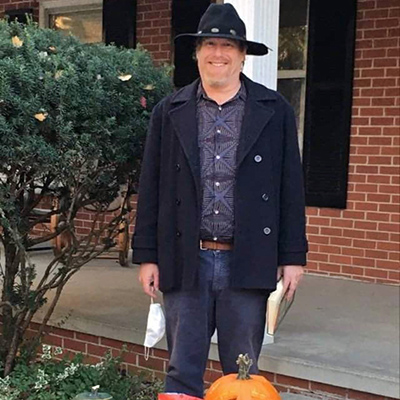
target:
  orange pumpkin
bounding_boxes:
[205,354,281,400]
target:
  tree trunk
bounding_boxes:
[0,233,18,367]
[3,317,21,376]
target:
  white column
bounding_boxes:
[225,0,280,90]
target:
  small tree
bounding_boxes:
[0,19,173,375]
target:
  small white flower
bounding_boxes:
[38,51,49,59]
[56,361,80,381]
[41,344,52,359]
[42,344,51,352]
[92,361,104,370]
[40,352,52,360]
[34,369,49,390]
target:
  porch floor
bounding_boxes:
[29,250,399,399]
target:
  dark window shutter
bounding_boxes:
[303,0,357,208]
[172,0,211,87]
[103,0,137,48]
[5,8,33,24]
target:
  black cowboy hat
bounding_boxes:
[174,3,269,56]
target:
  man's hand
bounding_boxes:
[138,263,159,298]
[277,265,304,301]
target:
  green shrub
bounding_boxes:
[0,345,163,400]
[0,18,173,376]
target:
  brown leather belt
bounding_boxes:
[200,240,233,250]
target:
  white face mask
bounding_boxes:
[144,298,166,360]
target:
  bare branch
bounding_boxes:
[0,208,37,276]
[27,223,70,247]
[20,175,56,216]
[27,208,60,230]
[36,280,67,340]
[35,244,73,293]
[4,310,26,376]
[0,301,19,315]
[19,251,28,302]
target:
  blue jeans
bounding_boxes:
[163,249,271,398]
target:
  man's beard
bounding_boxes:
[203,76,229,88]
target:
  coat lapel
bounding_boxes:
[236,75,276,167]
[169,80,201,202]
[168,75,277,201]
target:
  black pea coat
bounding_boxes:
[131,74,308,293]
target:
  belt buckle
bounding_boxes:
[200,240,215,250]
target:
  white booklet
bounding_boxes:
[263,279,295,344]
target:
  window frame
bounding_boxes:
[277,0,309,155]
[277,72,307,155]
[39,0,103,30]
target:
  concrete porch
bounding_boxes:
[25,250,400,399]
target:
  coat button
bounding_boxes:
[176,230,181,237]
[263,227,271,235]
[175,163,181,171]
[254,155,262,163]
[176,199,181,206]
[262,193,269,202]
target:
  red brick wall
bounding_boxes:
[136,0,172,64]
[305,0,400,284]
[0,0,38,20]
[33,323,396,400]
[71,195,137,238]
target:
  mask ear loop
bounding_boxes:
[144,297,154,361]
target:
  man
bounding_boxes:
[132,3,308,398]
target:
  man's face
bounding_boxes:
[196,38,246,89]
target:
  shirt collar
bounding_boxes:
[196,80,247,104]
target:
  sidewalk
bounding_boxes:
[28,250,400,399]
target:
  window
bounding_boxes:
[49,9,102,43]
[39,0,103,43]
[277,0,308,154]
[4,8,33,24]
[40,0,137,48]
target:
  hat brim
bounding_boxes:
[174,32,269,56]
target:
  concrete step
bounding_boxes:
[281,394,327,400]
[28,251,400,399]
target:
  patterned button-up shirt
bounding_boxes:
[197,82,246,242]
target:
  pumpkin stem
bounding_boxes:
[236,353,253,380]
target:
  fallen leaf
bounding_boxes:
[118,74,132,81]
[143,84,155,90]
[34,112,48,122]
[12,36,23,47]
